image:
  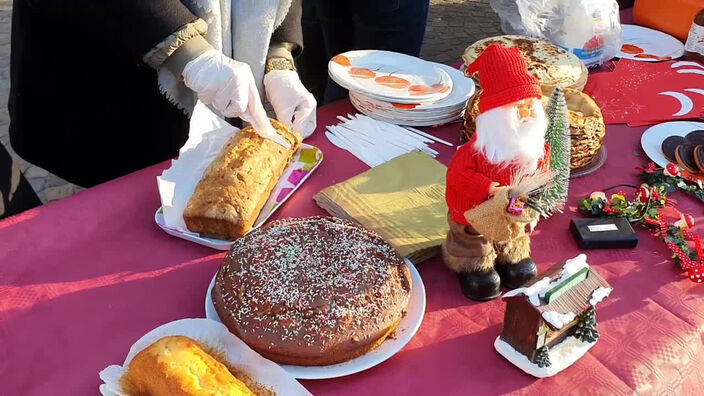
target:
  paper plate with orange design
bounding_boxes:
[351,63,474,112]
[618,24,684,62]
[329,50,453,103]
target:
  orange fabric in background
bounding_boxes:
[634,0,704,42]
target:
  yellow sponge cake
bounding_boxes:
[125,336,255,396]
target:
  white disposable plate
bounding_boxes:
[350,63,475,111]
[205,258,426,380]
[350,101,464,121]
[640,121,704,167]
[98,319,311,396]
[328,50,453,104]
[350,96,463,126]
[618,24,685,62]
[155,144,324,250]
[351,106,464,124]
[348,92,464,114]
[349,93,465,118]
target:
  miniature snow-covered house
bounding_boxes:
[494,254,613,377]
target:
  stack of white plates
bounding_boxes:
[328,50,475,127]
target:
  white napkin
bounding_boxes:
[157,101,239,232]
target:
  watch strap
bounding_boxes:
[266,56,296,73]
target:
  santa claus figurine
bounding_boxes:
[444,44,550,301]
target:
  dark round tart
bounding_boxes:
[661,136,684,163]
[685,130,704,146]
[675,144,699,173]
[212,217,412,366]
[694,145,704,172]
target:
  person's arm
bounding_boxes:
[144,20,210,72]
[263,0,317,138]
[0,144,41,219]
[269,0,303,59]
[266,0,303,72]
[152,21,213,78]
[21,1,200,63]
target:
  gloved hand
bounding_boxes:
[264,70,317,138]
[182,49,290,148]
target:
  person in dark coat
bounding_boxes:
[9,0,315,188]
[297,0,430,104]
[0,143,41,219]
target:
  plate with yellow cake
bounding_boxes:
[99,318,311,396]
[156,116,324,250]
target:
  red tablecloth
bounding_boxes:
[2,99,704,395]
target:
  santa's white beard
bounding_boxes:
[474,102,547,171]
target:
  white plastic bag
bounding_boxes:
[490,0,622,67]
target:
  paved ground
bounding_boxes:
[0,0,503,204]
[421,0,503,65]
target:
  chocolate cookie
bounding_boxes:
[694,145,704,173]
[685,130,704,146]
[675,143,699,173]
[662,136,685,163]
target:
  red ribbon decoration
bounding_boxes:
[656,211,704,283]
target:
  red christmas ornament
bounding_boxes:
[636,185,650,203]
[664,163,681,177]
[688,267,704,283]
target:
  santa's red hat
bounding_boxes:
[468,44,542,113]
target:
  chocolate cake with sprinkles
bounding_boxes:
[212,217,412,366]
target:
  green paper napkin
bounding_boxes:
[314,151,449,263]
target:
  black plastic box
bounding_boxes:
[570,217,638,249]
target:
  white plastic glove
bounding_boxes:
[182,49,290,148]
[264,70,317,138]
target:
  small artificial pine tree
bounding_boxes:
[533,85,571,217]
[574,307,599,343]
[534,346,551,368]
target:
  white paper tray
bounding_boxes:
[156,144,323,250]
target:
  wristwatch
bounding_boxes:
[266,56,296,73]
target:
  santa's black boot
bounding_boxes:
[458,269,501,301]
[495,258,537,290]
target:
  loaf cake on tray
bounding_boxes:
[183,119,302,240]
